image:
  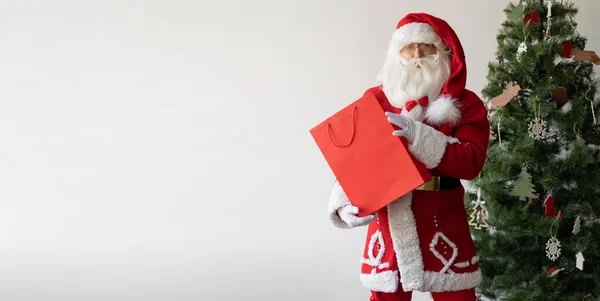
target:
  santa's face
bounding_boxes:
[377,42,451,119]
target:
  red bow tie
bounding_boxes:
[404,96,429,112]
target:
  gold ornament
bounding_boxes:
[469,188,490,230]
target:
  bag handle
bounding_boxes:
[327,105,358,147]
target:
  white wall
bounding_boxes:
[0,1,598,300]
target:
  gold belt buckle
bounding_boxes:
[415,176,440,191]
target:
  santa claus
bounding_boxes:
[327,13,490,301]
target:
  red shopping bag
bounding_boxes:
[310,91,431,217]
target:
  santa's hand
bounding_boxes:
[385,112,416,142]
[337,204,377,228]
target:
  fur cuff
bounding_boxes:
[360,270,399,293]
[328,180,352,229]
[408,122,449,169]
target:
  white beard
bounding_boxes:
[376,51,451,121]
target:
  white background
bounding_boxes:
[0,0,598,300]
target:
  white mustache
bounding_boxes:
[403,55,438,70]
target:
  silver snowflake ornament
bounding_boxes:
[528,117,547,140]
[546,237,561,261]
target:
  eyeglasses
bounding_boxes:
[400,43,437,55]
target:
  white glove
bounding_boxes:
[328,180,377,228]
[385,111,416,142]
[337,204,377,228]
[386,110,452,169]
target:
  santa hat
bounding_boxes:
[390,13,468,123]
[392,21,441,51]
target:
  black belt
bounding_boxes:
[415,176,461,191]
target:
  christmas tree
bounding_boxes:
[468,0,600,300]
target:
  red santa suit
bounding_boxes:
[327,13,490,297]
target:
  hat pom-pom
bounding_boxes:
[425,95,461,126]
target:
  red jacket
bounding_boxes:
[353,85,490,293]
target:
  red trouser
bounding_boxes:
[370,288,476,301]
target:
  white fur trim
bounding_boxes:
[408,122,449,169]
[421,269,482,292]
[327,180,352,229]
[361,230,389,268]
[454,261,471,268]
[392,22,439,50]
[429,232,459,274]
[359,270,399,293]
[425,95,462,126]
[387,192,426,292]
